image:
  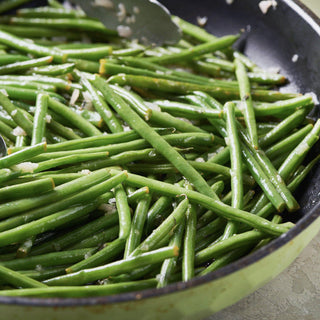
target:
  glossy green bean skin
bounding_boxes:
[44,246,178,286]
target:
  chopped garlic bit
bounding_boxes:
[197,16,208,27]
[12,126,27,137]
[125,15,136,24]
[305,92,319,105]
[62,0,73,10]
[51,36,67,42]
[133,6,140,14]
[13,162,39,173]
[117,3,127,22]
[195,157,205,163]
[117,25,132,38]
[45,114,52,123]
[291,54,299,63]
[82,91,93,110]
[79,169,91,175]
[98,203,117,214]
[92,0,114,9]
[0,89,8,96]
[267,66,281,74]
[70,88,80,106]
[259,0,277,14]
[144,101,161,111]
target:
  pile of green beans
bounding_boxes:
[0,0,318,298]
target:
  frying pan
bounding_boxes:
[0,0,320,319]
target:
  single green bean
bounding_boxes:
[31,93,49,145]
[44,246,178,286]
[0,265,47,289]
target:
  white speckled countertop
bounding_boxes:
[207,2,320,318]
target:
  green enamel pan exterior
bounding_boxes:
[0,0,320,318]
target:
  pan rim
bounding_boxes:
[0,0,319,308]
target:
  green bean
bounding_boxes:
[31,214,118,255]
[157,221,185,288]
[69,226,119,250]
[92,77,217,199]
[147,35,239,65]
[67,238,126,273]
[252,95,313,117]
[108,74,299,102]
[0,168,111,221]
[222,102,243,239]
[110,85,205,133]
[195,229,269,265]
[278,119,320,180]
[253,154,320,221]
[0,142,46,169]
[100,59,238,88]
[130,198,189,256]
[0,24,81,40]
[0,0,33,14]
[198,247,250,276]
[0,279,157,297]
[172,15,219,43]
[0,80,57,91]
[0,118,15,142]
[0,56,53,75]
[152,100,224,120]
[233,51,261,71]
[14,268,66,283]
[0,30,66,63]
[114,184,132,240]
[44,246,178,286]
[240,129,300,212]
[17,7,86,19]
[182,200,197,282]
[204,57,235,72]
[33,152,110,172]
[44,130,140,152]
[0,75,81,91]
[28,63,75,76]
[0,169,21,184]
[247,71,287,85]
[127,186,150,205]
[77,71,124,133]
[124,193,152,258]
[0,91,34,136]
[265,124,313,160]
[0,54,28,65]
[0,178,54,202]
[10,17,117,36]
[31,93,49,145]
[1,248,97,270]
[0,195,115,247]
[110,169,293,236]
[145,177,176,235]
[68,58,100,73]
[62,46,112,60]
[0,265,47,289]
[259,108,310,148]
[234,58,258,148]
[48,97,102,137]
[1,85,64,101]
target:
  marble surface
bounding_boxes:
[208,232,320,320]
[207,1,320,318]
